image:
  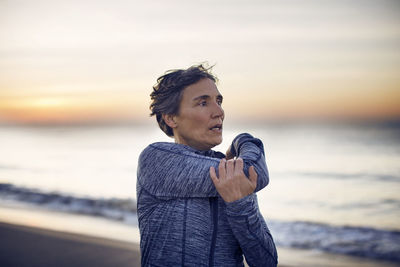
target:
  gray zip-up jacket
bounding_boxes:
[137,133,278,266]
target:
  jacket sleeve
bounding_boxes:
[137,133,269,198]
[230,133,269,192]
[225,194,278,267]
[137,143,220,198]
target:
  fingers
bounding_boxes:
[218,159,226,179]
[226,159,234,179]
[210,159,227,183]
[234,158,244,176]
[210,166,219,185]
[249,165,258,187]
[212,158,258,192]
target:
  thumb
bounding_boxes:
[249,166,258,187]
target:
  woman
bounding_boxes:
[137,64,278,266]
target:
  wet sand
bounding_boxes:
[0,222,140,267]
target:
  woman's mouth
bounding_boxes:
[209,124,223,133]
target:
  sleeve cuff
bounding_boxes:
[225,193,257,216]
[230,133,253,157]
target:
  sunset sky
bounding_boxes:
[1,0,399,125]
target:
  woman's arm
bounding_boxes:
[225,194,278,266]
[137,133,269,198]
[137,142,220,198]
[210,144,277,266]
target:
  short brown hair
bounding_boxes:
[150,64,217,137]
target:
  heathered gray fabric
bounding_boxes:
[137,133,278,266]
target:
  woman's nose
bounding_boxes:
[212,102,224,118]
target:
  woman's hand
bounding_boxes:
[210,158,257,203]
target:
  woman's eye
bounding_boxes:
[199,101,207,106]
[217,100,222,106]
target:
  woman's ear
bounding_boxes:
[162,114,177,129]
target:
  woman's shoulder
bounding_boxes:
[139,142,197,158]
[145,142,192,153]
[139,142,223,160]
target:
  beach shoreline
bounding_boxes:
[1,202,399,267]
[1,220,399,267]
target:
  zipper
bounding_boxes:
[209,197,218,267]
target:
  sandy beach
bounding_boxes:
[0,222,141,267]
[0,199,399,267]
[2,220,399,267]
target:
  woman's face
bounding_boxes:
[171,78,224,151]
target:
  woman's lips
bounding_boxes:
[209,125,222,133]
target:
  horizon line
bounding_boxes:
[1,117,400,128]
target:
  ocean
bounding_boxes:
[0,121,399,263]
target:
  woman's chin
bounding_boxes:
[210,137,223,148]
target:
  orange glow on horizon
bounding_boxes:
[223,84,400,122]
[0,95,149,124]
[1,89,399,125]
